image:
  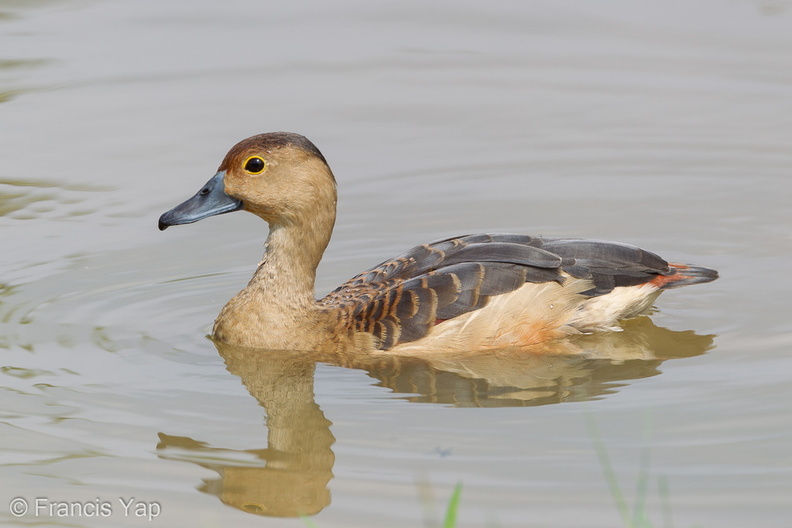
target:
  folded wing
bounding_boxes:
[319,234,683,350]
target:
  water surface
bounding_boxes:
[1,1,791,527]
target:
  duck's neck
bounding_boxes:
[249,215,334,309]
[213,199,337,348]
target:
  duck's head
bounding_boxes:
[158,132,336,231]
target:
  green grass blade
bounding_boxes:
[658,475,674,528]
[631,413,655,528]
[631,446,652,528]
[417,478,439,528]
[443,482,463,528]
[300,515,320,528]
[586,413,631,527]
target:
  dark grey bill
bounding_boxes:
[158,171,243,231]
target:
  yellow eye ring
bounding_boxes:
[243,156,266,175]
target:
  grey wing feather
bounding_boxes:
[535,238,673,295]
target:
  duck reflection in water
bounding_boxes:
[158,348,334,517]
[156,316,714,517]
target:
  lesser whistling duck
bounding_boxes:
[159,132,717,353]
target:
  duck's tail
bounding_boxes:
[652,263,719,290]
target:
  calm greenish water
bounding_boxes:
[1,1,790,527]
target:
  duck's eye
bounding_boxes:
[243,156,266,175]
